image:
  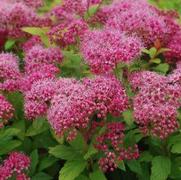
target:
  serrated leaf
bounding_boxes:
[38,156,58,171]
[5,39,16,50]
[127,160,142,175]
[0,140,22,155]
[151,156,171,180]
[149,47,157,58]
[26,118,49,137]
[84,144,98,160]
[117,161,126,171]
[49,145,82,160]
[75,175,89,180]
[22,27,49,36]
[171,142,181,154]
[0,128,20,140]
[153,63,169,75]
[69,132,85,152]
[123,110,134,126]
[89,170,106,180]
[30,149,39,176]
[139,151,153,162]
[59,159,86,180]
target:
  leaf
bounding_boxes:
[26,118,49,137]
[32,172,53,180]
[89,170,106,180]
[0,140,22,155]
[84,144,98,160]
[150,58,161,64]
[153,63,169,75]
[13,119,26,140]
[38,156,58,171]
[22,27,49,36]
[171,142,181,154]
[139,151,153,162]
[30,149,39,176]
[126,160,142,175]
[0,128,20,140]
[151,156,171,180]
[69,132,85,152]
[157,48,170,55]
[22,27,51,47]
[59,159,86,180]
[5,39,16,50]
[117,161,126,171]
[123,109,134,126]
[49,145,82,160]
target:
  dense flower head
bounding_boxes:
[133,71,181,139]
[0,53,21,91]
[105,0,167,46]
[48,76,128,139]
[165,30,181,62]
[0,1,50,38]
[48,78,95,136]
[49,19,88,47]
[0,152,30,180]
[96,122,139,172]
[0,95,14,128]
[22,36,42,53]
[83,76,128,117]
[81,29,143,74]
[24,45,63,73]
[24,78,57,119]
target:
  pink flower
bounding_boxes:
[49,19,88,47]
[0,152,30,180]
[81,29,142,74]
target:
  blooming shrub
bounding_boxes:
[0,0,181,179]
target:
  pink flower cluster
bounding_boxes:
[0,0,50,39]
[24,78,57,119]
[48,76,128,138]
[49,19,88,47]
[95,122,139,172]
[81,29,142,74]
[0,152,30,180]
[132,71,181,139]
[0,95,14,128]
[21,45,63,91]
[0,53,21,91]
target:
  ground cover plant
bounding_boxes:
[0,0,181,179]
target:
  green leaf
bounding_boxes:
[22,27,52,47]
[117,161,126,171]
[126,160,142,175]
[59,159,86,180]
[49,145,82,160]
[22,27,49,36]
[5,39,16,50]
[30,149,39,176]
[139,151,153,162]
[157,48,170,55]
[69,132,85,152]
[0,128,20,140]
[150,58,161,64]
[89,170,106,180]
[84,144,98,160]
[153,63,169,75]
[26,118,49,137]
[171,142,181,154]
[38,156,58,171]
[151,156,171,180]
[13,119,26,140]
[32,172,52,180]
[149,47,157,58]
[0,140,22,155]
[123,110,134,126]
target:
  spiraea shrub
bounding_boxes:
[0,0,181,179]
